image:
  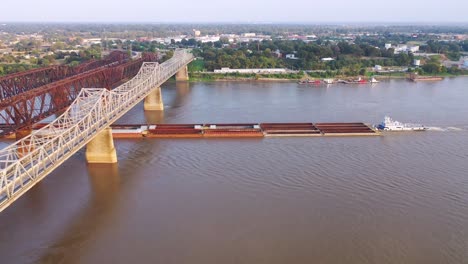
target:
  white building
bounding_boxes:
[286,54,298,59]
[214,67,287,74]
[321,57,335,61]
[195,36,221,43]
[242,33,256,37]
[462,58,468,69]
[385,43,392,49]
[408,46,420,53]
[394,45,419,54]
[57,49,81,54]
[83,38,102,45]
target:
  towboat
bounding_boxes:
[298,79,321,85]
[375,116,427,131]
[298,79,312,84]
[342,76,368,84]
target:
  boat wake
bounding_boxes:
[426,126,465,132]
[446,127,464,131]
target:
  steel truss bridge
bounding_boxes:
[0,49,194,212]
[0,51,158,137]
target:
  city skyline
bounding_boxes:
[1,0,467,23]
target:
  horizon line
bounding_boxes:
[1,21,468,25]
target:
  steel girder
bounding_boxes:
[0,51,129,101]
[0,53,157,136]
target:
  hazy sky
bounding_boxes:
[1,0,466,23]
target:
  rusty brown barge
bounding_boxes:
[104,122,379,138]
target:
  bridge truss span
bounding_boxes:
[0,50,193,212]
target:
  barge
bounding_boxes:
[2,122,379,140]
[107,122,379,138]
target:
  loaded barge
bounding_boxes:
[105,122,379,138]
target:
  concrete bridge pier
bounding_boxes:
[144,87,164,111]
[86,127,117,163]
[175,65,189,81]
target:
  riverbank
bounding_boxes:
[189,72,303,82]
[190,76,295,82]
[188,72,468,82]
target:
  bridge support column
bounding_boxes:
[86,127,117,163]
[175,65,189,81]
[144,87,164,111]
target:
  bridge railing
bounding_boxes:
[0,49,193,212]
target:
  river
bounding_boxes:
[1,78,468,263]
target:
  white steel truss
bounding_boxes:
[0,50,193,212]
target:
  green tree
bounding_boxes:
[422,63,441,74]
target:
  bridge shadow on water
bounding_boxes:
[35,136,168,263]
[38,163,122,263]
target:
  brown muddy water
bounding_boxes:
[1,78,468,263]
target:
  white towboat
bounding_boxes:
[376,116,427,131]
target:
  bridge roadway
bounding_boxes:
[0,49,194,213]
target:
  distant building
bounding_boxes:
[83,38,102,45]
[385,43,392,49]
[395,44,408,53]
[374,65,382,71]
[0,48,12,54]
[462,58,468,69]
[394,45,419,54]
[408,46,419,53]
[242,33,256,37]
[321,57,335,61]
[57,49,80,54]
[285,54,298,59]
[413,59,421,66]
[195,36,220,43]
[193,30,201,37]
[273,49,282,58]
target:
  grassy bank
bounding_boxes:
[189,72,306,82]
[189,71,468,82]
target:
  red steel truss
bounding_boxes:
[0,52,157,136]
[0,51,129,101]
